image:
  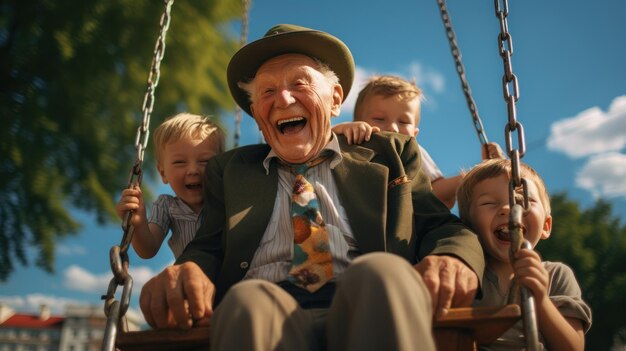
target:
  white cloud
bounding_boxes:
[57,244,87,256]
[63,265,158,294]
[576,152,626,198]
[128,266,160,288]
[341,66,373,115]
[547,95,626,158]
[341,62,446,116]
[63,265,111,293]
[0,294,83,315]
[407,61,445,93]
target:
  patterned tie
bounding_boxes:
[284,153,333,293]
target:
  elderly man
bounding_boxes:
[139,24,484,351]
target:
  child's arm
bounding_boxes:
[116,186,166,259]
[514,249,585,351]
[332,121,380,145]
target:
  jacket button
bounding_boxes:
[240,261,249,269]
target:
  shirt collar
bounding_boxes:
[262,133,343,174]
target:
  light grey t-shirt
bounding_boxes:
[473,261,592,351]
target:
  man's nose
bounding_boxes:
[276,88,295,108]
[389,123,399,133]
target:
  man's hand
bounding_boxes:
[139,262,215,329]
[414,255,478,318]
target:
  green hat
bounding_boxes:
[227,24,355,117]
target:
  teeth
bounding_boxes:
[494,225,510,241]
[277,117,304,126]
[496,225,509,234]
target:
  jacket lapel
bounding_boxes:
[333,144,389,254]
[225,147,278,265]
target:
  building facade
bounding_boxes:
[0,304,141,351]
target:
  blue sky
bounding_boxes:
[2,0,625,324]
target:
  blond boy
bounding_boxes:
[116,113,225,259]
[333,75,503,208]
[456,159,591,351]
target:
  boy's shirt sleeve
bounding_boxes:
[148,194,173,234]
[418,145,444,182]
[545,261,593,333]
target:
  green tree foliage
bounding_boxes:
[538,193,626,351]
[0,0,242,281]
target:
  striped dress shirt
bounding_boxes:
[244,135,360,283]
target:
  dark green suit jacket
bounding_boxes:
[178,132,484,304]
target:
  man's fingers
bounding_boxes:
[451,267,478,307]
[139,283,156,328]
[151,281,176,329]
[183,267,215,321]
[139,277,177,329]
[414,259,440,312]
[138,263,214,330]
[435,261,455,318]
[416,255,479,318]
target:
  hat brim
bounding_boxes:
[227,29,354,117]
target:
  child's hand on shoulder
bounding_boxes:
[332,121,380,145]
[513,248,550,301]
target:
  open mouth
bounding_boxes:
[185,183,202,190]
[494,224,526,242]
[277,117,307,134]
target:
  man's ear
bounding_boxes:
[157,161,168,184]
[330,84,343,117]
[541,215,553,240]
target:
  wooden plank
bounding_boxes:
[116,326,211,351]
[434,304,521,345]
[116,305,521,351]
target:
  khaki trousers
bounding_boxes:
[210,252,436,351]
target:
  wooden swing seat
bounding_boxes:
[116,304,520,351]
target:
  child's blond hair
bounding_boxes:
[153,113,225,162]
[457,159,551,226]
[354,75,423,122]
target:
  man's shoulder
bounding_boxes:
[337,131,417,155]
[214,143,271,164]
[367,131,416,145]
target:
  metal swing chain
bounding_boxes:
[100,1,174,350]
[435,0,490,146]
[233,0,250,148]
[494,0,539,350]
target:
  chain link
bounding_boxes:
[494,1,539,350]
[435,0,489,146]
[233,0,251,148]
[100,1,174,350]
